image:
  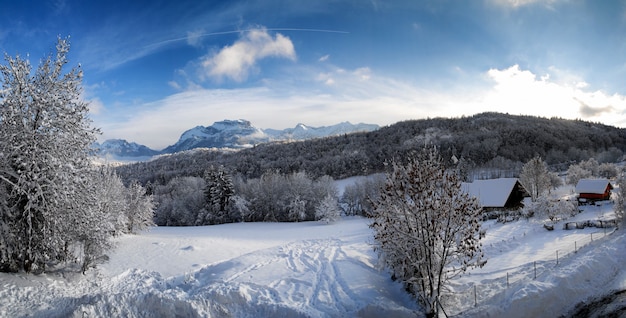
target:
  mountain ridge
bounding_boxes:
[96,120,379,159]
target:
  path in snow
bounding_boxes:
[0,217,420,317]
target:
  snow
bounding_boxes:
[1,184,625,317]
[0,218,419,317]
[575,178,612,194]
[462,178,521,208]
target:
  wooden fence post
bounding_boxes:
[556,250,559,265]
[474,285,477,307]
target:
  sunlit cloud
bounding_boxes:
[95,64,626,149]
[488,0,561,8]
[475,65,626,123]
[201,28,296,82]
[319,54,330,62]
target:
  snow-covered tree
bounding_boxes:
[287,195,307,222]
[315,195,341,224]
[124,180,155,233]
[200,165,235,224]
[614,174,626,229]
[0,38,104,273]
[567,164,592,186]
[520,156,551,202]
[154,177,205,226]
[340,174,385,216]
[92,167,128,235]
[370,150,484,317]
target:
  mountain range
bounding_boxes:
[94,120,379,159]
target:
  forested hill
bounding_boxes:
[116,112,626,185]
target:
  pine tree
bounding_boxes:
[370,150,485,317]
[0,38,104,273]
[202,165,235,224]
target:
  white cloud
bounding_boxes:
[95,64,626,149]
[475,65,626,124]
[488,0,560,8]
[186,29,204,47]
[202,28,296,82]
[87,97,104,115]
[353,67,371,81]
[319,54,330,62]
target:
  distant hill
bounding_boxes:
[97,120,379,159]
[94,139,161,159]
[115,112,626,185]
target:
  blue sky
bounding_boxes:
[2,0,626,149]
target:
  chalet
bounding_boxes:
[575,179,613,204]
[462,178,530,211]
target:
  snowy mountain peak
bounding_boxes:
[97,119,379,159]
[163,120,378,154]
[94,139,160,158]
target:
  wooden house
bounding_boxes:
[575,179,613,203]
[462,178,530,210]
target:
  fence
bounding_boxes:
[441,228,616,316]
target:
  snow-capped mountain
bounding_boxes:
[162,119,269,153]
[162,119,379,154]
[96,119,379,159]
[265,121,379,140]
[94,139,161,158]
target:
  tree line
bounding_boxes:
[152,167,343,226]
[115,112,626,187]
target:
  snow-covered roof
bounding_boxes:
[575,179,612,194]
[462,178,522,208]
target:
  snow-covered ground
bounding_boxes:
[1,188,625,317]
[0,218,419,317]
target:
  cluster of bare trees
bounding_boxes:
[153,169,340,226]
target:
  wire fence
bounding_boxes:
[441,227,616,316]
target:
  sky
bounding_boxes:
[2,0,626,150]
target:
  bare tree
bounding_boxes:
[370,150,484,317]
[520,156,551,202]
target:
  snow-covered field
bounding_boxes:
[1,191,625,317]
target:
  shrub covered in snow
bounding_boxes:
[370,150,484,317]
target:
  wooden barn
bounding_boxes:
[461,178,530,210]
[575,179,613,203]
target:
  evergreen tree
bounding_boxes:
[202,165,235,224]
[370,150,485,317]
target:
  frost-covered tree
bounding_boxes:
[154,177,205,226]
[614,174,626,229]
[567,164,592,186]
[520,156,551,202]
[0,38,104,273]
[598,163,619,179]
[340,174,385,216]
[92,167,128,235]
[124,180,155,233]
[370,150,484,317]
[315,195,341,224]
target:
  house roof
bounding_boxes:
[461,178,523,208]
[575,179,612,194]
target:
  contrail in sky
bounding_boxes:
[145,28,349,49]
